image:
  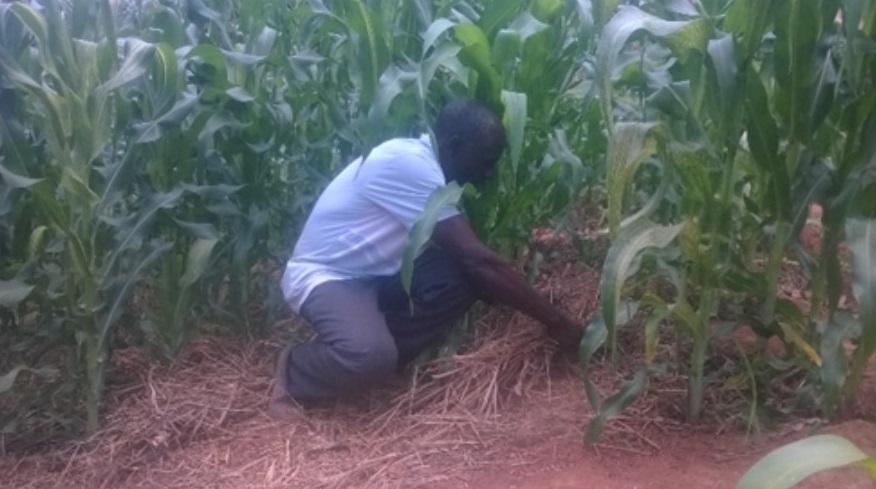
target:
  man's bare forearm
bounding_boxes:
[466,255,577,331]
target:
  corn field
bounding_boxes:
[0,0,874,443]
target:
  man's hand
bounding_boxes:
[432,216,586,355]
[546,318,584,360]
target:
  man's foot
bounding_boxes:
[268,395,305,422]
[270,344,299,421]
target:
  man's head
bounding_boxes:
[433,100,506,186]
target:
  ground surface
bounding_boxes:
[2,215,875,488]
[2,344,874,489]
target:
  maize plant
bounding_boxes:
[584,0,876,440]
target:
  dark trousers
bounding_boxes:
[280,247,478,401]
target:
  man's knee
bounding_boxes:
[335,336,398,381]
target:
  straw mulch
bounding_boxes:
[2,264,611,489]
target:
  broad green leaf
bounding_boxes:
[593,0,623,28]
[422,18,455,55]
[418,43,462,101]
[198,111,244,146]
[100,241,173,337]
[173,220,219,240]
[605,122,662,236]
[600,219,684,334]
[342,0,389,107]
[478,0,523,40]
[774,0,822,141]
[809,47,838,133]
[102,188,185,282]
[7,3,54,78]
[368,65,417,126]
[0,164,41,188]
[98,38,155,93]
[746,69,790,219]
[133,92,199,144]
[533,0,564,22]
[501,90,526,174]
[0,279,33,308]
[27,226,48,259]
[724,0,780,59]
[508,11,549,42]
[706,34,739,132]
[581,315,609,368]
[226,86,255,103]
[179,238,219,287]
[60,166,99,206]
[401,183,463,295]
[776,299,822,366]
[223,50,264,66]
[454,23,503,110]
[491,29,522,69]
[733,435,870,489]
[847,218,876,357]
[575,0,594,29]
[597,6,708,129]
[585,368,649,443]
[252,26,278,57]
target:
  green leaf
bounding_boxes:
[0,279,33,308]
[342,0,389,107]
[368,65,417,128]
[774,0,822,142]
[98,38,155,93]
[597,6,708,128]
[454,23,503,110]
[478,0,523,40]
[102,188,185,282]
[98,240,173,347]
[706,34,739,131]
[575,0,594,29]
[179,238,218,287]
[401,183,463,295]
[0,164,41,188]
[532,0,564,22]
[226,86,255,103]
[724,0,780,60]
[605,122,662,236]
[600,219,684,334]
[847,218,876,356]
[491,29,522,69]
[746,70,790,219]
[422,18,456,55]
[501,90,526,174]
[585,368,649,443]
[733,435,870,489]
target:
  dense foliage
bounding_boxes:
[0,0,874,443]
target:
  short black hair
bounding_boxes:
[433,100,506,155]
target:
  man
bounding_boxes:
[274,100,583,409]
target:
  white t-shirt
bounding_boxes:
[281,134,459,313]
